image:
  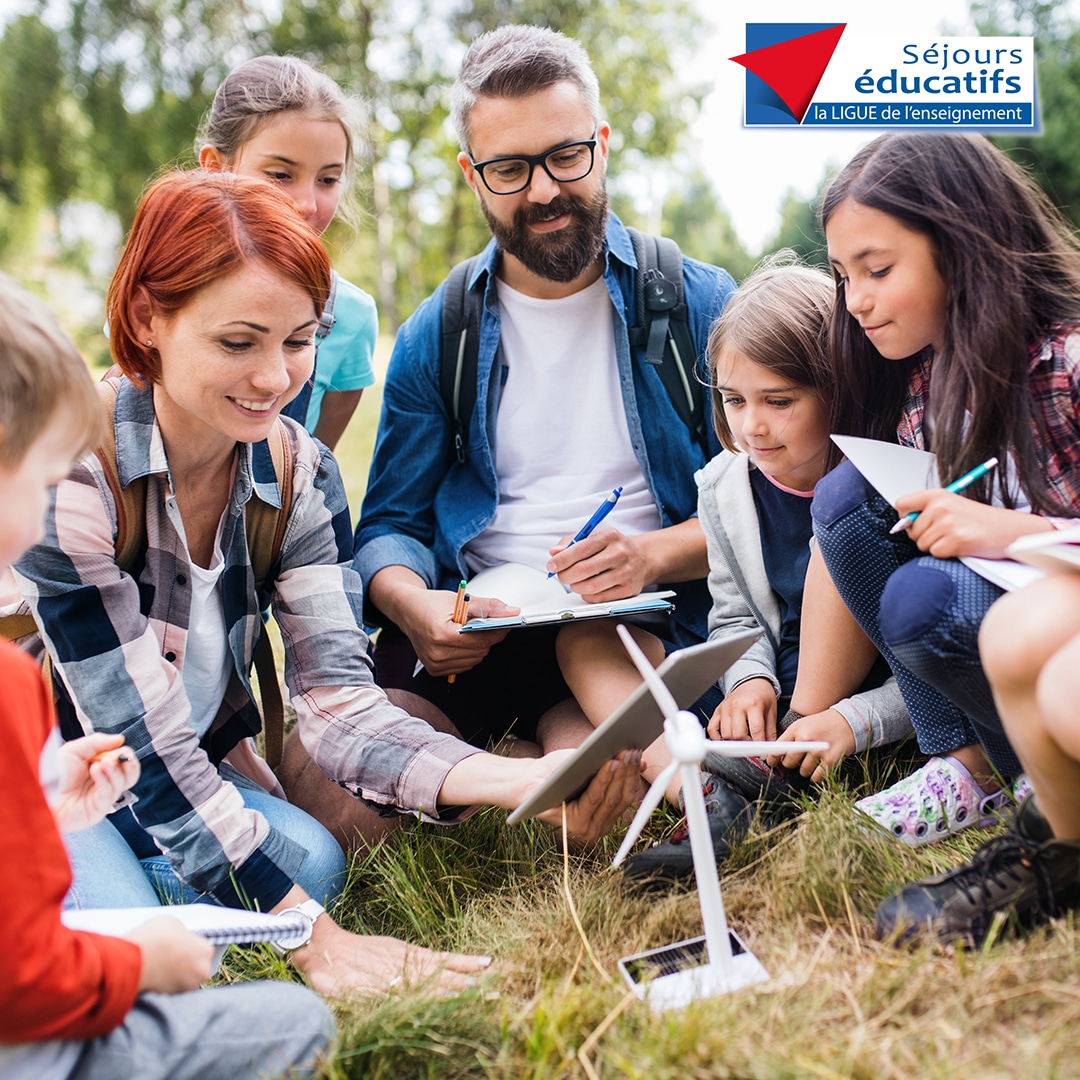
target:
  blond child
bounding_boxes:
[558,263,909,882]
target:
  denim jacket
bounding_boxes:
[354,215,736,642]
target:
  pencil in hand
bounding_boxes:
[90,748,132,765]
[448,581,468,684]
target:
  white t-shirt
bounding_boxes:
[463,275,661,574]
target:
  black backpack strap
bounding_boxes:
[627,227,710,458]
[440,256,484,464]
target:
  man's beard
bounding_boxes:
[481,186,609,284]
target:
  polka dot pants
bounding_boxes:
[811,460,1021,776]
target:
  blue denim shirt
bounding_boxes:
[354,215,736,642]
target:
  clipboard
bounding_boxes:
[459,592,675,632]
[456,561,675,632]
[506,629,760,823]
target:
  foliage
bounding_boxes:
[0,0,748,337]
[974,0,1080,226]
[661,169,754,282]
[764,181,831,272]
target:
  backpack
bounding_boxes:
[281,268,340,427]
[0,377,294,769]
[438,227,710,465]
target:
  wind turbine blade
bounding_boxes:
[706,740,829,757]
[612,760,679,867]
[617,623,679,717]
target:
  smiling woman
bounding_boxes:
[10,167,639,1000]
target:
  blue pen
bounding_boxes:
[889,457,999,534]
[548,486,623,577]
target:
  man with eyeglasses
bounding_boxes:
[352,24,736,781]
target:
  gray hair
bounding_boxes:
[195,55,366,228]
[450,25,601,155]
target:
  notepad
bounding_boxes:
[62,903,306,946]
[458,562,675,632]
[1007,525,1080,574]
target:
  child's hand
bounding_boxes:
[126,916,214,994]
[765,710,854,782]
[708,678,777,741]
[52,733,140,833]
[894,490,1053,560]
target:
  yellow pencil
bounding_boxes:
[448,581,467,684]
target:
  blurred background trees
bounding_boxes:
[3,0,1079,360]
[0,0,755,356]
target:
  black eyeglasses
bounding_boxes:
[469,132,598,195]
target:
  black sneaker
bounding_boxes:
[875,795,1080,947]
[622,775,753,886]
[702,710,814,814]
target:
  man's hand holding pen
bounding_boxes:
[545,485,651,601]
[546,525,652,602]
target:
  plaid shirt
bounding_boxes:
[13,379,478,909]
[897,329,1080,518]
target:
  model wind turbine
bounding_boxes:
[612,624,828,1011]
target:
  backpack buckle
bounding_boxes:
[643,271,677,312]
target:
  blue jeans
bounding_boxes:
[63,766,347,911]
[811,460,1021,776]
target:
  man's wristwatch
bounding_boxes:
[270,898,326,955]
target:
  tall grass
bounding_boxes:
[220,790,1080,1079]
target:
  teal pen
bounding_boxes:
[889,456,999,534]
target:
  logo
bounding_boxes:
[733,24,1038,131]
[732,24,847,125]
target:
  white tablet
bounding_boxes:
[506,629,759,824]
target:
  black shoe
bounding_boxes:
[622,775,753,886]
[875,795,1080,947]
[702,710,814,814]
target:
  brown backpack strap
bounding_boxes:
[95,378,147,571]
[0,612,39,639]
[246,419,293,770]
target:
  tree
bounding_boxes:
[660,170,753,281]
[974,0,1080,226]
[62,0,265,229]
[0,14,78,209]
[0,0,722,334]
[763,179,831,270]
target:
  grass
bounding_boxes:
[131,343,1080,1077]
[220,785,1080,1079]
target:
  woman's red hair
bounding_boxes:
[107,170,332,383]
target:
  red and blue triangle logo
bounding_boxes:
[732,24,846,125]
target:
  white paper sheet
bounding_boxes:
[832,435,1044,593]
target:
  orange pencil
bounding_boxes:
[90,748,132,765]
[448,581,468,684]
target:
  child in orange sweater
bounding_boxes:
[0,273,333,1080]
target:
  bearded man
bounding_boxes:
[352,24,736,754]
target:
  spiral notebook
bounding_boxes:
[62,903,306,946]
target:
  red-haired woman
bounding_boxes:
[11,170,640,997]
